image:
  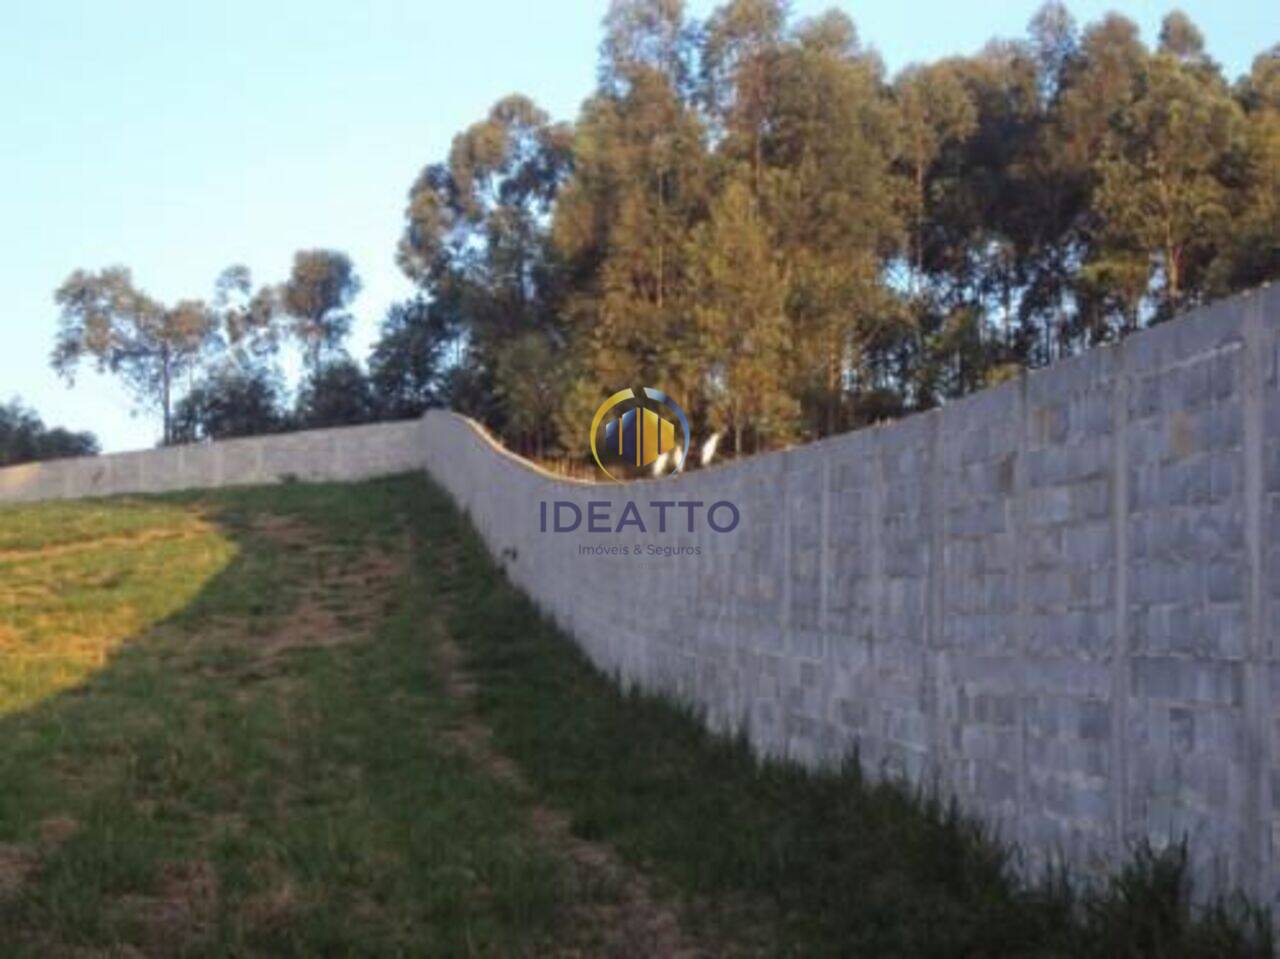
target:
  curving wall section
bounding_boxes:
[2,285,1278,911]
[422,284,1280,912]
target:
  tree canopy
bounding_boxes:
[50,251,383,448]
[0,399,98,466]
[48,3,1278,463]
[52,267,217,446]
[385,1,1277,461]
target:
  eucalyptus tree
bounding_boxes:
[552,1,711,427]
[386,0,1278,464]
[1213,45,1280,293]
[686,175,794,453]
[52,267,218,445]
[1086,14,1242,321]
[279,250,361,371]
[764,14,901,433]
[397,94,572,445]
[213,264,281,369]
[699,0,787,192]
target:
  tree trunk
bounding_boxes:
[913,156,926,297]
[826,341,840,437]
[1166,246,1181,311]
[162,350,172,447]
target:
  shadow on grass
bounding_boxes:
[418,476,1274,958]
[1,473,1273,957]
[0,476,565,957]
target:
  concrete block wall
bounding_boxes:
[1,286,1276,911]
[0,419,428,503]
[421,284,1280,910]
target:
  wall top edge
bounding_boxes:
[2,284,1271,497]
[432,284,1276,496]
[0,417,426,486]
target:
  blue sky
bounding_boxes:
[1,1,1273,452]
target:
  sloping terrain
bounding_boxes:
[0,477,1269,957]
[0,480,595,955]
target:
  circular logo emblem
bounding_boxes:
[589,388,690,481]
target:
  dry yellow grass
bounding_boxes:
[0,502,235,716]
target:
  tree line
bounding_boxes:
[49,1,1279,462]
[48,250,448,447]
[0,399,98,467]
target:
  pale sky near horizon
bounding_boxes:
[1,1,1273,452]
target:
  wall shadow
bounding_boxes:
[0,475,563,956]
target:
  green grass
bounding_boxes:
[0,474,1272,956]
[0,478,566,956]
[418,478,1274,958]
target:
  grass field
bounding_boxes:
[0,476,1271,956]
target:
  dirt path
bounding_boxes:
[427,552,710,957]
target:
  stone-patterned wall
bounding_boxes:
[422,284,1280,911]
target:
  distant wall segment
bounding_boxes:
[0,419,428,503]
